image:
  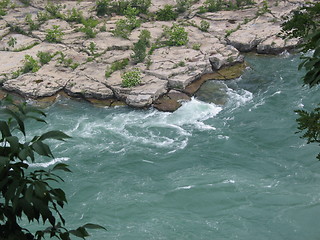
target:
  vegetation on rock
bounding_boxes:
[45,25,64,43]
[121,68,141,87]
[105,58,129,78]
[163,24,188,46]
[156,5,178,21]
[131,29,151,64]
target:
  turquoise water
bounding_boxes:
[26,54,320,239]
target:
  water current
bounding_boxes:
[26,53,320,239]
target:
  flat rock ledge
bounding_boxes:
[0,0,304,111]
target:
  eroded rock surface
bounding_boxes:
[0,0,305,110]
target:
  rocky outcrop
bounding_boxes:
[0,0,304,111]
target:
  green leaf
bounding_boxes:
[5,136,20,153]
[32,141,53,158]
[25,106,47,117]
[39,131,71,141]
[3,108,25,135]
[52,163,72,172]
[25,185,33,202]
[27,115,47,123]
[69,227,89,239]
[83,223,107,231]
[0,121,11,137]
[34,181,47,198]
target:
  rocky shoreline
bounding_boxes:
[0,0,303,111]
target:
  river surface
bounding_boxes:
[25,53,320,239]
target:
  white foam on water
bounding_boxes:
[59,98,224,153]
[166,97,222,129]
[175,185,195,190]
[28,157,69,168]
[226,88,253,109]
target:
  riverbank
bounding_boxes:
[0,0,303,111]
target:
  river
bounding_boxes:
[25,53,320,239]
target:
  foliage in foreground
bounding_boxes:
[0,98,106,239]
[281,2,320,159]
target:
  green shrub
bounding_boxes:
[176,0,191,13]
[131,29,151,64]
[64,7,84,23]
[204,0,223,12]
[105,58,129,78]
[45,2,63,18]
[88,42,97,56]
[163,24,188,46]
[199,20,210,32]
[200,0,255,13]
[96,0,110,16]
[7,36,16,48]
[130,0,151,14]
[156,5,178,21]
[131,41,146,63]
[22,55,40,73]
[121,68,141,87]
[113,9,140,39]
[7,23,27,35]
[100,24,107,32]
[37,51,53,65]
[173,61,185,68]
[25,13,39,31]
[96,0,151,16]
[57,52,79,69]
[36,10,51,22]
[0,0,10,16]
[192,43,201,50]
[45,25,64,43]
[79,18,99,38]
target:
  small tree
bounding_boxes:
[281,2,320,159]
[131,30,151,64]
[0,98,106,239]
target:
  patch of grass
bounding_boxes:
[225,24,240,37]
[105,58,129,78]
[56,52,79,69]
[7,23,27,35]
[12,42,39,52]
[173,61,186,68]
[121,68,141,88]
[45,25,64,43]
[192,43,201,50]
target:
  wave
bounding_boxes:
[28,157,70,168]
